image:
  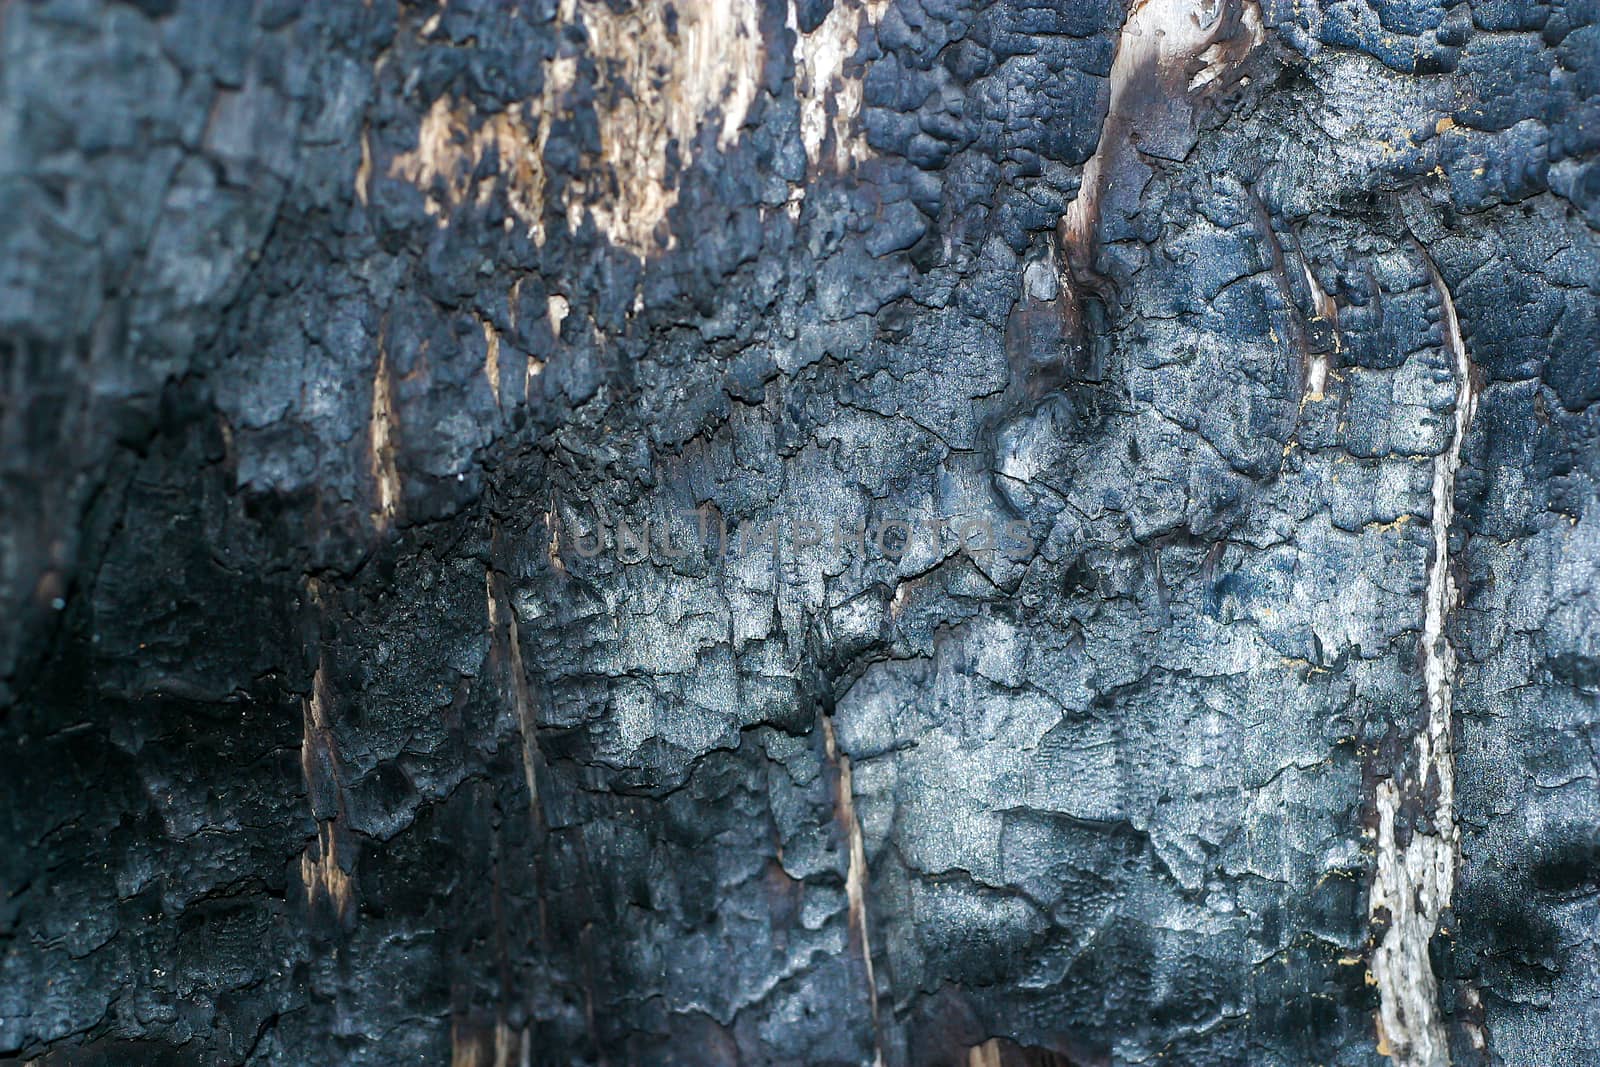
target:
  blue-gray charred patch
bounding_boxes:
[0,0,1596,1065]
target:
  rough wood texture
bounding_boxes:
[1,0,1597,1064]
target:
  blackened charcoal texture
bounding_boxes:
[0,0,1597,1065]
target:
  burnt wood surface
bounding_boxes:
[2,0,1598,1064]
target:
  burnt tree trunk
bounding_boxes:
[2,0,1598,1064]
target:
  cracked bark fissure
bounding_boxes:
[823,715,885,1066]
[1368,252,1477,1067]
[2,1,1599,1065]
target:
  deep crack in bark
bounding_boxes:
[1368,249,1478,1067]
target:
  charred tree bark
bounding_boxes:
[2,0,1598,1065]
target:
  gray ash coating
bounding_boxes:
[1,0,1598,1064]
